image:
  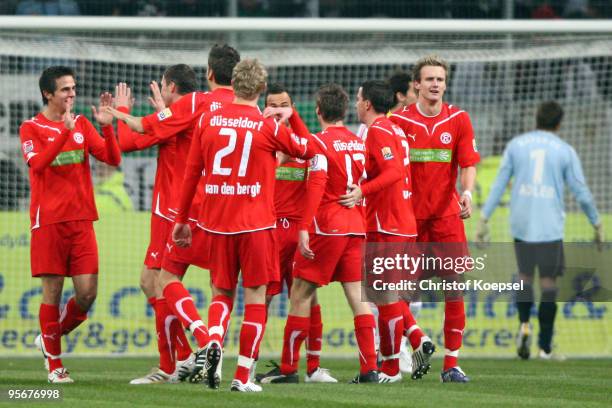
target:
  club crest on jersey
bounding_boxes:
[440,132,452,144]
[22,140,33,154]
[381,147,394,160]
[157,108,173,121]
[73,132,84,144]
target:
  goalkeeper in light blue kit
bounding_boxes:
[477,101,604,360]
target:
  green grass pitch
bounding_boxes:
[1,357,611,407]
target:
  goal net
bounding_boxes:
[0,18,610,358]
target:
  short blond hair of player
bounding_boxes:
[232,59,267,100]
[411,55,450,83]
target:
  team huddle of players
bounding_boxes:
[20,43,479,390]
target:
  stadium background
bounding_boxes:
[0,0,611,360]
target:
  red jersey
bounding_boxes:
[390,103,480,220]
[141,88,234,219]
[361,116,417,236]
[117,106,175,221]
[300,126,366,236]
[176,104,314,234]
[20,113,121,229]
[274,157,308,221]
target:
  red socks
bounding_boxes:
[377,302,404,376]
[39,304,63,371]
[173,320,192,361]
[354,314,377,374]
[234,304,267,383]
[443,298,465,370]
[280,315,309,375]
[208,294,233,344]
[59,297,88,335]
[153,298,176,375]
[401,300,425,350]
[306,305,323,374]
[162,281,209,348]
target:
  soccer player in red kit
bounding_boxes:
[21,66,121,383]
[340,80,433,383]
[112,66,198,385]
[258,83,336,383]
[105,45,240,384]
[173,59,315,392]
[260,84,379,385]
[389,55,480,383]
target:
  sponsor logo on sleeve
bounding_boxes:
[381,147,394,160]
[73,132,84,144]
[157,108,173,121]
[440,132,452,144]
[309,154,328,172]
[22,140,33,154]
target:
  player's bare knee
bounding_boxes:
[244,285,266,304]
[41,276,64,305]
[212,285,234,299]
[75,290,97,311]
[158,269,179,291]
[139,267,159,298]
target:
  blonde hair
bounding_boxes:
[232,58,268,100]
[411,55,450,83]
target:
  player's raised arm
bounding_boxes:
[87,92,121,166]
[20,102,73,172]
[113,82,166,152]
[103,104,145,133]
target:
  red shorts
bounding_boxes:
[208,229,279,291]
[293,234,364,286]
[31,220,98,277]
[162,222,210,277]
[267,218,299,296]
[416,215,469,278]
[416,215,467,243]
[144,214,173,270]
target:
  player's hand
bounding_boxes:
[172,223,192,248]
[594,223,604,251]
[92,92,114,126]
[148,80,165,112]
[276,151,291,165]
[459,191,472,219]
[298,229,314,260]
[338,184,363,208]
[63,101,75,130]
[114,82,133,109]
[263,107,292,123]
[475,217,490,245]
[101,105,125,120]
